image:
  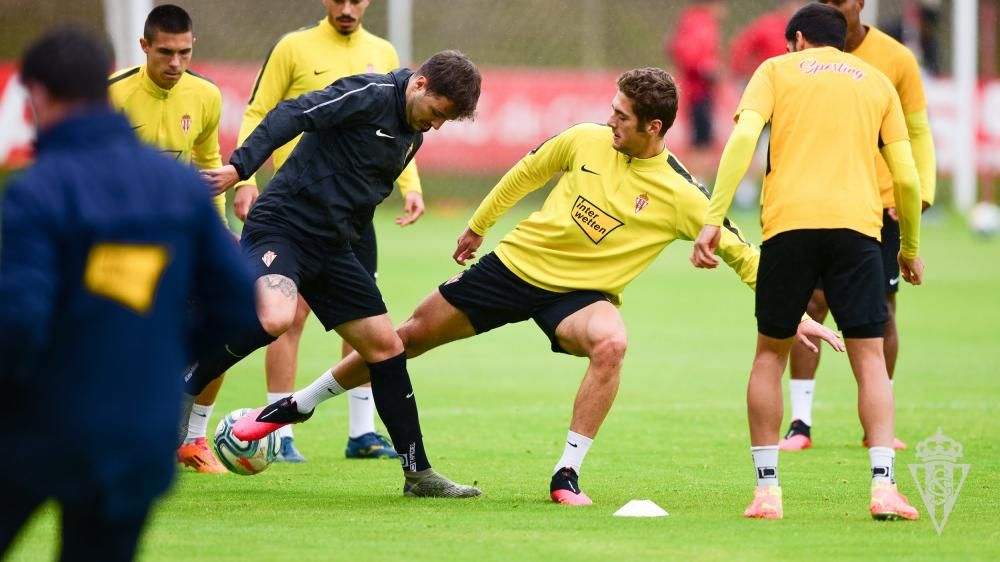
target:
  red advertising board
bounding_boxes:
[1,62,997,176]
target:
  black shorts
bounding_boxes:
[880,209,901,294]
[815,210,900,296]
[437,252,610,354]
[757,229,887,339]
[689,98,714,148]
[352,221,378,280]
[240,224,387,331]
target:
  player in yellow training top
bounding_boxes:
[776,0,939,453]
[691,3,925,521]
[109,4,230,475]
[236,67,843,505]
[232,0,422,463]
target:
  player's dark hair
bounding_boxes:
[20,25,112,102]
[144,4,193,42]
[785,3,848,50]
[616,68,678,136]
[417,50,481,120]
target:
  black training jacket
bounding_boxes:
[232,68,422,244]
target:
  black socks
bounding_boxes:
[368,352,430,472]
[184,318,276,395]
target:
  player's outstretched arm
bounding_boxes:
[796,318,845,353]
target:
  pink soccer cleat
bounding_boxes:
[779,419,812,451]
[550,467,593,506]
[232,396,313,441]
[870,482,920,521]
[744,486,783,519]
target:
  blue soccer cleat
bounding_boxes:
[275,436,307,463]
[345,432,399,459]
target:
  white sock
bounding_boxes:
[869,446,895,484]
[347,386,377,438]
[268,392,294,439]
[185,402,214,443]
[292,369,345,413]
[553,430,593,475]
[789,379,816,427]
[751,445,780,488]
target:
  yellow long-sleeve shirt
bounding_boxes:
[108,65,226,219]
[237,19,420,195]
[469,124,758,305]
[852,25,937,207]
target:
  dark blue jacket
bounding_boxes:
[0,109,256,513]
[234,68,423,244]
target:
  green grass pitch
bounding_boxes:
[7,205,999,561]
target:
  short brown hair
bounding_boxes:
[417,50,481,120]
[616,68,678,136]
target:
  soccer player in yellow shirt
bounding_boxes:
[777,0,938,453]
[235,67,842,505]
[691,3,924,520]
[233,0,422,462]
[109,4,230,474]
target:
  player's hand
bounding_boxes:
[233,184,259,222]
[453,227,483,265]
[888,207,899,222]
[690,225,721,268]
[396,191,425,227]
[796,318,845,353]
[200,165,240,195]
[898,252,924,286]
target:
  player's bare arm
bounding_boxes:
[233,184,259,222]
[898,253,924,286]
[396,191,425,227]
[200,164,240,195]
[453,227,484,265]
[691,224,722,268]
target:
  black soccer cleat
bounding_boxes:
[550,467,593,506]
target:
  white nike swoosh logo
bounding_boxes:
[405,392,414,399]
[259,409,279,421]
[889,276,901,286]
[375,129,395,138]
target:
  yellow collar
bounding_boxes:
[138,64,177,99]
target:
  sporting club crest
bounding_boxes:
[261,250,277,268]
[180,113,192,135]
[908,428,970,534]
[635,193,649,214]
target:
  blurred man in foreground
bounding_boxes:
[0,26,255,560]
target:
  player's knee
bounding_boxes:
[258,308,295,337]
[589,335,627,371]
[397,318,433,358]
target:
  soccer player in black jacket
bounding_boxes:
[194,50,482,497]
